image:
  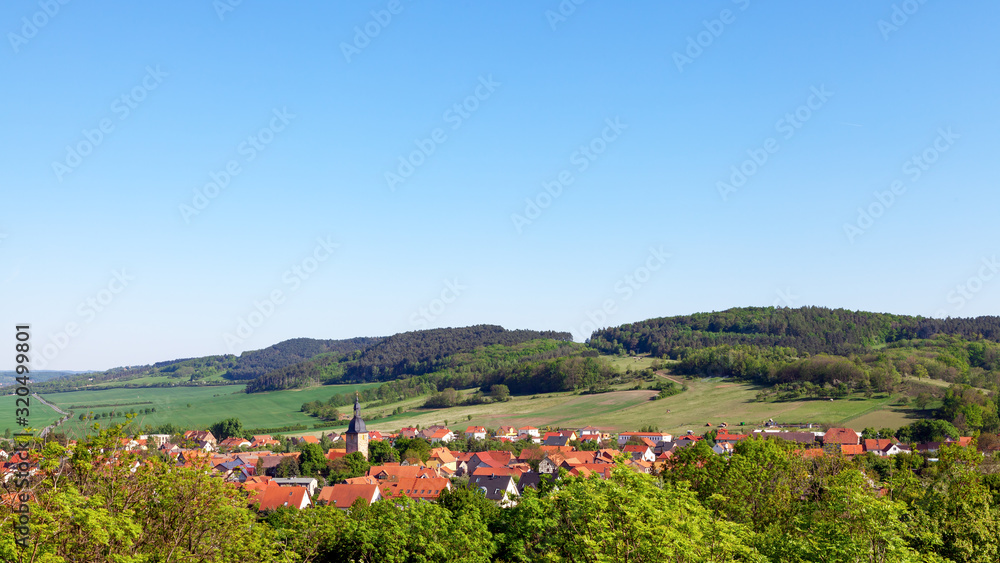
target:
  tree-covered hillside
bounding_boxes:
[341,325,572,382]
[247,326,573,393]
[225,336,383,380]
[589,306,1000,357]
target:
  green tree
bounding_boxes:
[497,461,765,562]
[298,442,327,476]
[369,439,399,464]
[489,384,510,402]
[275,456,300,478]
[208,417,244,441]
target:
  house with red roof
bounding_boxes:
[379,477,451,501]
[466,426,487,440]
[427,447,459,471]
[841,444,865,457]
[326,448,348,462]
[623,444,655,463]
[427,428,455,444]
[714,429,750,446]
[823,428,861,446]
[367,464,441,481]
[183,430,217,449]
[518,426,540,439]
[251,435,281,448]
[219,437,252,449]
[315,484,381,509]
[255,484,311,511]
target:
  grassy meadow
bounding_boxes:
[21,351,928,440]
[295,377,922,439]
[33,382,379,439]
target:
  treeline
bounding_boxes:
[478,354,620,395]
[589,306,1000,357]
[675,341,1000,433]
[244,353,347,393]
[301,344,619,418]
[226,336,382,380]
[33,354,239,392]
[341,325,572,382]
[13,422,1000,562]
[673,337,1000,394]
[302,377,438,420]
[245,330,574,394]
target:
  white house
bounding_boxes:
[465,426,487,440]
[617,432,673,446]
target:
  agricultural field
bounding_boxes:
[25,359,926,440]
[293,377,922,439]
[36,382,379,439]
[0,394,63,435]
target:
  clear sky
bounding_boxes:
[3,1,999,370]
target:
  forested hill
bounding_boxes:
[588,306,1000,357]
[342,325,572,382]
[244,325,573,392]
[225,336,384,380]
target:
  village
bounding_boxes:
[5,396,976,515]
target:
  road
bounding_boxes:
[33,393,70,438]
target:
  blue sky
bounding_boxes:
[3,1,999,370]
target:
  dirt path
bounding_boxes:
[654,371,685,385]
[34,393,70,438]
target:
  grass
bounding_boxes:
[28,369,928,440]
[286,377,914,438]
[37,382,379,439]
[0,394,63,435]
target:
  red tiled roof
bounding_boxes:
[380,477,450,500]
[841,444,864,456]
[256,485,309,511]
[471,466,525,478]
[316,484,378,508]
[824,428,860,445]
[863,439,893,452]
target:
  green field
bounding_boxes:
[285,377,920,439]
[37,383,379,439]
[25,354,929,440]
[0,394,63,435]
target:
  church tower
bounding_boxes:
[345,393,369,459]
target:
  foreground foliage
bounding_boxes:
[3,423,1000,562]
